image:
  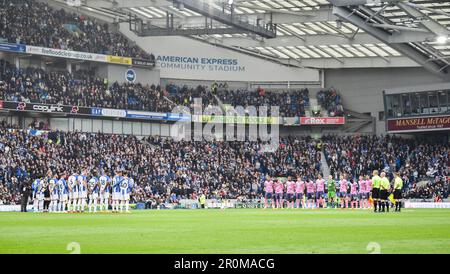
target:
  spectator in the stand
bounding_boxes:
[317,88,344,117]
[0,0,151,59]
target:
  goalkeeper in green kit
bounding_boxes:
[327,175,336,208]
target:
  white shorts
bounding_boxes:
[60,194,68,201]
[79,191,87,199]
[38,193,45,200]
[89,193,99,200]
[51,194,59,201]
[101,192,110,200]
[121,193,130,201]
[70,192,79,199]
[112,192,121,200]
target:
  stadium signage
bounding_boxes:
[107,55,132,65]
[32,104,64,113]
[156,55,245,73]
[300,117,345,125]
[132,58,155,68]
[0,42,26,53]
[26,45,108,62]
[404,202,450,209]
[192,115,279,125]
[387,115,450,132]
[125,69,136,83]
[2,101,91,115]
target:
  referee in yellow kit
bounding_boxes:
[393,173,403,212]
[379,172,391,213]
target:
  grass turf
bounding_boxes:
[0,208,449,254]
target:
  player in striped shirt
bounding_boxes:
[350,179,359,209]
[338,175,349,209]
[295,177,306,209]
[274,179,284,209]
[88,175,99,213]
[306,178,315,209]
[32,178,42,212]
[49,175,59,213]
[263,176,274,209]
[315,175,326,208]
[57,175,68,212]
[99,171,110,212]
[285,176,296,209]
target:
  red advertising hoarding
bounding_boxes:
[300,117,345,125]
[387,115,450,132]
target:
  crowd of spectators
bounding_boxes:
[323,134,449,199]
[1,116,448,205]
[0,0,152,60]
[0,60,194,112]
[0,121,323,205]
[317,88,344,117]
[217,87,310,117]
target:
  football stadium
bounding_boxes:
[0,0,449,259]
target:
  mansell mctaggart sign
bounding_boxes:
[387,115,450,132]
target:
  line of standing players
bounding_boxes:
[31,169,134,213]
[263,170,403,212]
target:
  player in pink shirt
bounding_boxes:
[263,175,275,209]
[365,175,373,208]
[295,177,306,209]
[338,175,349,208]
[285,176,296,209]
[315,174,326,208]
[358,176,368,209]
[350,179,359,209]
[274,179,284,209]
[306,178,316,209]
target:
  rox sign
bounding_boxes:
[300,117,345,125]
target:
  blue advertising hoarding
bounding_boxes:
[0,43,26,53]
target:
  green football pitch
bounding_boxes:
[1,209,449,254]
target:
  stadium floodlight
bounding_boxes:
[436,35,448,44]
[228,0,234,5]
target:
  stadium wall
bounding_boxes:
[119,23,320,83]
[96,63,160,85]
[324,67,449,134]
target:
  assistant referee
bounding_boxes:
[393,173,403,212]
[371,170,381,212]
[380,172,390,213]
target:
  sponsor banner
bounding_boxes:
[166,113,191,122]
[0,205,33,212]
[107,55,132,65]
[91,108,127,118]
[1,101,90,115]
[192,115,279,125]
[126,110,166,120]
[26,45,108,62]
[404,202,450,209]
[132,58,155,68]
[300,117,345,125]
[387,115,450,132]
[0,42,26,53]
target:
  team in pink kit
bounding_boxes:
[263,174,373,209]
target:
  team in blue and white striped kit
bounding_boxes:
[31,169,134,213]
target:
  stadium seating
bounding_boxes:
[216,88,310,117]
[0,0,152,59]
[0,120,447,205]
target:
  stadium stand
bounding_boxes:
[0,0,153,59]
[216,88,310,117]
[0,119,447,205]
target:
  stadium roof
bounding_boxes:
[54,0,450,75]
